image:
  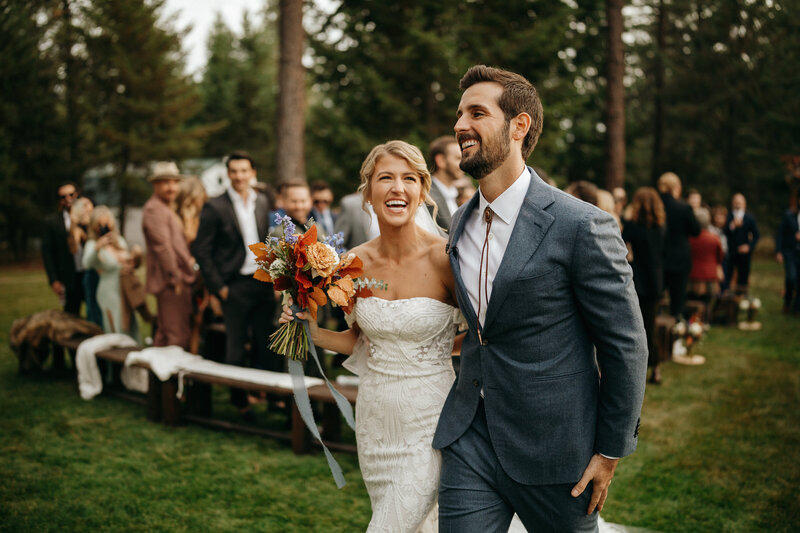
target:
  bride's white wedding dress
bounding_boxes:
[346,296,458,533]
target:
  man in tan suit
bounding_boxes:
[142,161,196,349]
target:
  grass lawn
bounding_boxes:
[0,259,797,532]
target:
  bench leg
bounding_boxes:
[147,372,162,422]
[321,402,341,443]
[161,378,180,426]
[291,401,312,455]
[186,381,213,417]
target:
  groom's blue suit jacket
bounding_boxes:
[432,168,648,485]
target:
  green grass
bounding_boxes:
[1,260,798,532]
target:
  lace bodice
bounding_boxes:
[351,297,459,378]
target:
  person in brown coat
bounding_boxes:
[142,161,196,349]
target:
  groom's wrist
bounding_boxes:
[599,453,619,460]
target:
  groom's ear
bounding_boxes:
[511,112,531,142]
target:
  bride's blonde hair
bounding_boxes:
[358,140,437,220]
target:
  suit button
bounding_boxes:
[472,379,480,387]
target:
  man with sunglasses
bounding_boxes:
[310,180,336,236]
[41,182,84,315]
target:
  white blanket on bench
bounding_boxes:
[176,359,325,398]
[76,333,139,400]
[125,346,200,381]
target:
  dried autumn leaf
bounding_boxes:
[310,286,328,306]
[307,298,319,321]
[335,276,356,298]
[327,284,350,307]
[253,269,272,283]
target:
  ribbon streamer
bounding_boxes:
[289,304,356,488]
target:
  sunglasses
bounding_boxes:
[59,192,77,199]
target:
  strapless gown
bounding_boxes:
[347,297,458,533]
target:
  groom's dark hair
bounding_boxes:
[460,65,543,160]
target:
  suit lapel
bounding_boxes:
[448,192,480,327]
[255,192,269,240]
[223,191,243,240]
[482,170,555,333]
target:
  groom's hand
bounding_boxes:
[571,454,619,514]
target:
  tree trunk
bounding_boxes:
[276,0,306,184]
[605,0,626,191]
[651,0,666,183]
[61,0,80,185]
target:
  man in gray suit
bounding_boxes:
[427,136,463,231]
[334,191,378,251]
[433,65,647,532]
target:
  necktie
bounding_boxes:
[477,206,493,345]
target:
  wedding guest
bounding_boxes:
[310,180,336,236]
[335,191,378,251]
[174,176,218,354]
[192,151,276,421]
[710,206,729,257]
[688,207,724,304]
[427,136,463,231]
[41,182,83,314]
[623,187,666,384]
[175,176,207,245]
[597,189,621,230]
[275,182,314,236]
[723,193,760,294]
[613,187,628,220]
[686,188,703,210]
[658,172,700,319]
[454,178,477,207]
[142,162,196,350]
[710,205,730,292]
[69,197,102,327]
[565,180,599,206]
[82,207,140,341]
[776,189,800,313]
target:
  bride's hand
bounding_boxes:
[279,304,320,339]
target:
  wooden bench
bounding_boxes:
[59,335,175,423]
[49,334,359,455]
[177,370,358,454]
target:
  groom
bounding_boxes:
[433,65,648,532]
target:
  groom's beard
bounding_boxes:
[459,122,512,180]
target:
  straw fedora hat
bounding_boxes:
[148,161,184,182]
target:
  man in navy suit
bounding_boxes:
[723,193,760,293]
[433,65,647,532]
[776,190,800,313]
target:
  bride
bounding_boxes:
[283,140,460,532]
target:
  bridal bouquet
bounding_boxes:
[249,214,383,360]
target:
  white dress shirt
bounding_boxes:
[432,177,460,217]
[227,186,260,275]
[458,167,531,326]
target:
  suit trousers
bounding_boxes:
[664,269,689,319]
[724,251,752,291]
[154,283,192,350]
[782,251,800,311]
[221,275,277,408]
[64,272,84,316]
[439,400,598,533]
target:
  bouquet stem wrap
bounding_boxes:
[288,304,356,488]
